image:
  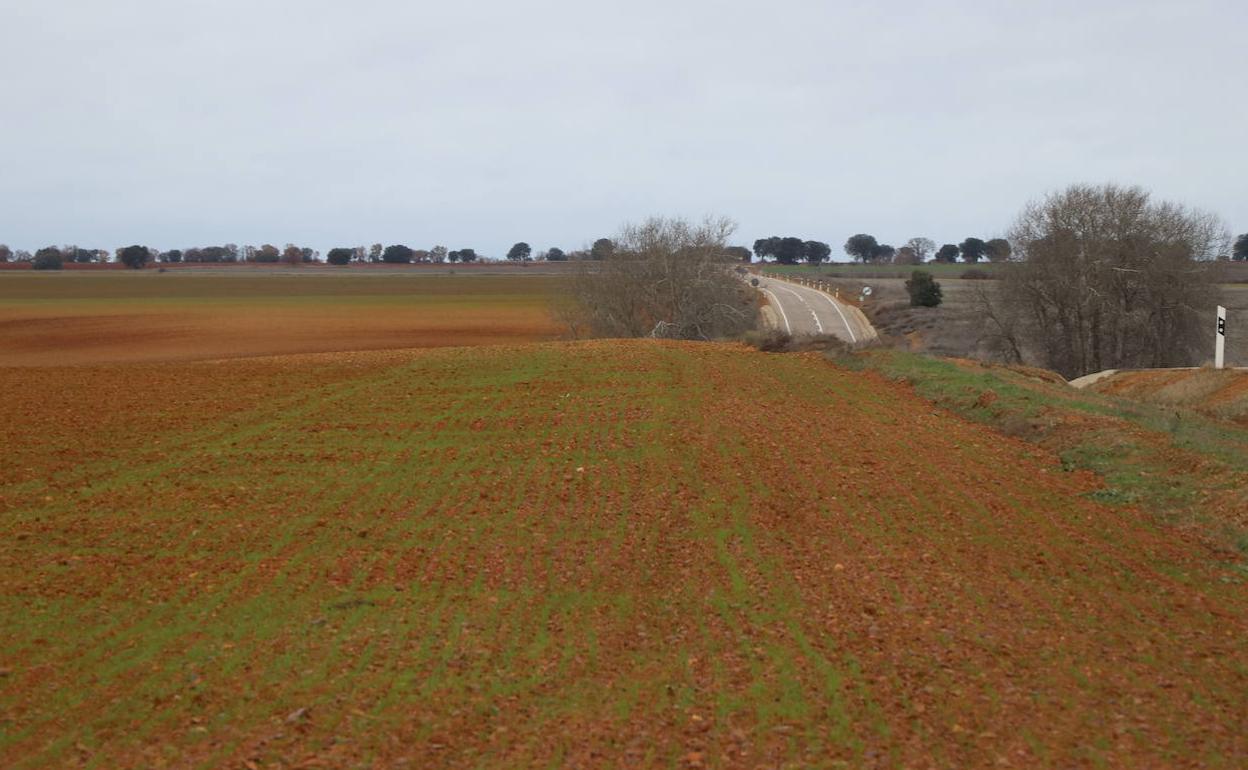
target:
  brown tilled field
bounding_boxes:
[0,273,562,365]
[1,340,1245,768]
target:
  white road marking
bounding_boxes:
[773,284,823,334]
[808,285,857,344]
[752,274,865,343]
[761,289,792,333]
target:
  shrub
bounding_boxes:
[961,268,991,280]
[905,270,942,307]
[744,330,853,354]
[743,328,793,352]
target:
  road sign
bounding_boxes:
[862,286,873,296]
[1215,305,1226,369]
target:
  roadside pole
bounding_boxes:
[1215,305,1226,369]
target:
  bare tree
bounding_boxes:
[971,283,1025,364]
[894,246,921,265]
[992,183,1227,378]
[904,237,935,263]
[564,216,759,340]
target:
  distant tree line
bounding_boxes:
[0,245,112,269]
[0,243,331,269]
[0,234,729,269]
[837,234,1012,264]
[323,242,576,264]
[716,233,1020,266]
[5,226,1242,271]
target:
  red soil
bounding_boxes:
[1094,368,1248,426]
[0,306,561,366]
[0,343,1244,768]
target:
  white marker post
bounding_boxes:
[1215,305,1226,369]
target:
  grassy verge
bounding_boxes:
[841,348,1248,558]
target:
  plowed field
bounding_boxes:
[1,342,1245,768]
[0,274,561,365]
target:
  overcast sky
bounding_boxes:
[2,0,1245,258]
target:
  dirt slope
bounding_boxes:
[1,342,1244,768]
[1089,367,1248,426]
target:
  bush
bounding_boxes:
[744,330,854,354]
[961,268,992,280]
[905,270,942,307]
[743,328,793,352]
[32,248,63,270]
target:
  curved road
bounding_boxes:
[755,276,877,343]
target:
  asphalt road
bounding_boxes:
[755,277,877,343]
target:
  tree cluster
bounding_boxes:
[176,244,240,263]
[147,244,320,264]
[590,238,615,261]
[326,247,353,265]
[842,234,890,263]
[33,247,64,270]
[317,244,482,264]
[753,237,832,265]
[947,237,1010,263]
[983,183,1227,378]
[118,245,153,270]
[502,242,580,262]
[0,238,637,267]
[2,245,109,267]
[838,235,1013,264]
